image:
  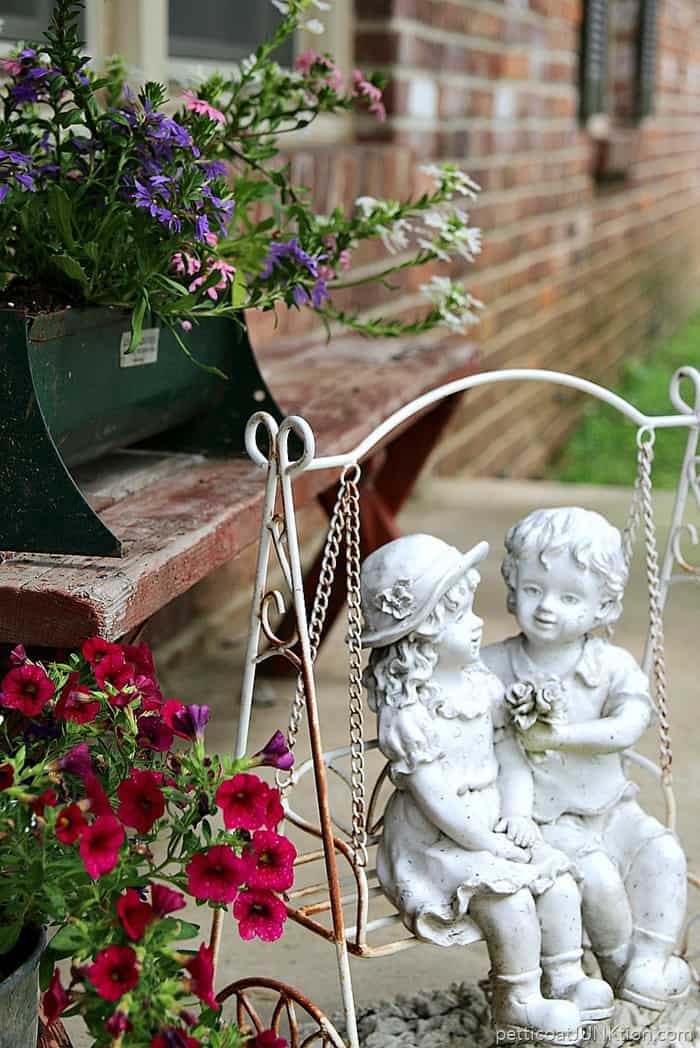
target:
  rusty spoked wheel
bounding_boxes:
[217,977,346,1047]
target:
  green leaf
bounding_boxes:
[160,917,200,942]
[59,108,85,128]
[49,923,86,955]
[47,186,76,250]
[52,254,89,290]
[128,293,148,352]
[232,268,247,308]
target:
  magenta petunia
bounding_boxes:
[251,731,294,771]
[246,830,296,893]
[79,814,124,879]
[116,888,156,941]
[186,844,249,904]
[183,943,219,1011]
[94,653,136,706]
[87,945,139,1001]
[55,803,88,844]
[233,888,287,942]
[105,1011,132,1036]
[55,673,101,724]
[252,1032,288,1048]
[120,641,155,678]
[136,711,173,752]
[58,742,92,780]
[215,773,270,831]
[117,769,165,834]
[151,882,186,917]
[0,764,13,790]
[31,788,58,818]
[1,663,55,717]
[82,637,121,666]
[42,968,70,1024]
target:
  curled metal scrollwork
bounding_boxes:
[669,366,700,418]
[257,589,301,670]
[671,523,700,578]
[217,977,345,1047]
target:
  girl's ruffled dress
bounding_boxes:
[374,662,573,946]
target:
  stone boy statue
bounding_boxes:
[482,507,689,1012]
[361,534,612,1043]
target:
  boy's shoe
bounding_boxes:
[491,967,581,1044]
[542,949,615,1022]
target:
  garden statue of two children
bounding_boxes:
[360,508,689,1044]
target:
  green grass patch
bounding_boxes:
[555,310,700,488]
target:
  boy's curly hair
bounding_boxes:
[502,507,627,627]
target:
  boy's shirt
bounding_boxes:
[481,635,653,823]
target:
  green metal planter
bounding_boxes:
[0,927,46,1048]
[0,307,281,557]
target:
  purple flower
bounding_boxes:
[251,731,294,771]
[292,285,309,307]
[311,278,329,308]
[201,159,227,179]
[59,742,92,780]
[9,644,26,666]
[261,238,324,280]
[163,701,210,741]
[194,213,210,242]
[0,185,8,204]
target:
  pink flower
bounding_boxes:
[204,231,218,247]
[186,844,249,903]
[295,48,320,76]
[117,770,165,834]
[55,803,88,844]
[234,888,287,942]
[79,814,125,879]
[184,944,219,1011]
[1,664,55,716]
[246,830,296,892]
[182,89,226,125]
[87,945,139,1002]
[352,69,386,121]
[180,320,193,332]
[117,888,156,941]
[188,258,236,301]
[215,773,271,831]
[42,968,70,1024]
[151,882,186,917]
[2,59,22,77]
[55,673,100,724]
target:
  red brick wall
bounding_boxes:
[249,0,700,479]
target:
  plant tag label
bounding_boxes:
[120,328,160,367]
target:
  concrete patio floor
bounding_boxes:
[66,475,700,1045]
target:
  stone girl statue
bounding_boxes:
[360,534,613,1042]
[482,507,690,1012]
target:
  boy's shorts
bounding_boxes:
[540,797,674,882]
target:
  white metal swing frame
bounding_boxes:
[231,366,700,1048]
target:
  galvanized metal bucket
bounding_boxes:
[0,927,46,1048]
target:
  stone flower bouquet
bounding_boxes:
[0,0,483,360]
[505,679,567,763]
[0,638,295,1047]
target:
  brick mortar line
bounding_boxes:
[370,65,578,96]
[363,113,579,131]
[404,0,573,29]
[355,16,573,59]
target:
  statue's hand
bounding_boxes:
[490,831,531,863]
[517,722,561,753]
[495,815,541,848]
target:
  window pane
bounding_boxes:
[0,0,84,43]
[169,0,294,65]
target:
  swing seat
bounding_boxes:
[282,742,662,959]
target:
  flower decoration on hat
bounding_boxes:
[373,578,415,620]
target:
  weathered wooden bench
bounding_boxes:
[0,329,476,1048]
[0,332,476,653]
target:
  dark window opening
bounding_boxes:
[168,0,294,66]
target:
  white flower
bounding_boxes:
[418,208,482,262]
[270,0,290,11]
[419,276,484,333]
[420,163,481,201]
[355,196,380,216]
[303,18,326,34]
[379,218,412,254]
[312,0,332,8]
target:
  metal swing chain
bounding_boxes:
[606,469,643,640]
[343,465,368,867]
[637,430,673,782]
[276,473,348,794]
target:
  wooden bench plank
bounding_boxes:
[0,336,476,647]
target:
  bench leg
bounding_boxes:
[263,397,460,673]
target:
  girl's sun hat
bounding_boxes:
[360,533,489,648]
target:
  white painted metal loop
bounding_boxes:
[669,366,700,419]
[278,415,316,476]
[637,425,656,449]
[245,411,280,469]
